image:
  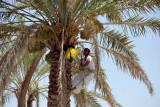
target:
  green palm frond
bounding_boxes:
[0,1,44,22]
[119,0,160,14]
[99,29,137,60]
[85,0,160,18]
[23,0,57,23]
[9,53,38,89]
[31,60,50,83]
[85,1,123,21]
[104,16,160,36]
[0,24,24,37]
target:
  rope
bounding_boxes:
[82,70,85,87]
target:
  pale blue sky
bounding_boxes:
[4,8,160,107]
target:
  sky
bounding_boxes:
[4,6,160,107]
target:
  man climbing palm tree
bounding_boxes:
[72,48,95,94]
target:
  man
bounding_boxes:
[72,48,95,94]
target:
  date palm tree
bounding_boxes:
[1,0,160,107]
[0,53,49,107]
[0,38,49,107]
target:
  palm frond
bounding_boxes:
[105,49,153,95]
[94,68,117,107]
[87,91,121,107]
[0,91,14,106]
[18,50,46,106]
[99,29,137,60]
[85,1,124,21]
[73,89,87,107]
[0,23,38,94]
[86,92,102,107]
[119,0,160,14]
[31,61,50,83]
[23,0,58,23]
[86,0,160,19]
[73,89,117,107]
[0,24,25,38]
[0,1,44,22]
[80,41,153,95]
[104,16,160,36]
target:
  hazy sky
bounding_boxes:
[4,8,160,107]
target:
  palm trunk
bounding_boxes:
[47,50,60,107]
[65,60,72,106]
[47,49,73,107]
[18,52,44,107]
[18,93,28,107]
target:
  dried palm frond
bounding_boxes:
[92,35,101,88]
[73,89,117,107]
[0,24,24,37]
[94,68,117,107]
[106,49,153,95]
[76,15,86,26]
[0,24,38,95]
[80,41,153,95]
[52,22,63,34]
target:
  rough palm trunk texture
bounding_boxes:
[47,47,73,107]
[65,61,72,107]
[48,50,60,107]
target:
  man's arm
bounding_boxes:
[80,60,90,68]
